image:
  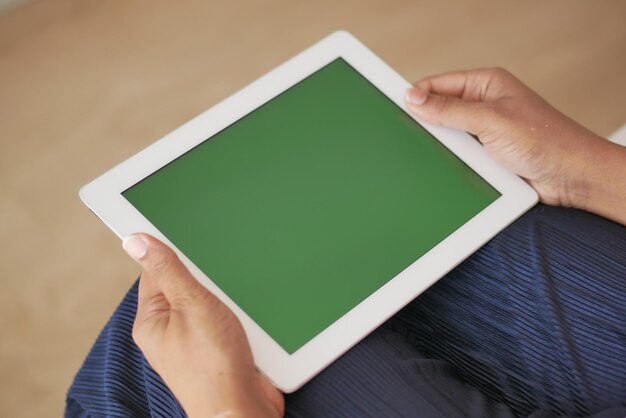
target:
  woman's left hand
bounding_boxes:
[123,233,284,418]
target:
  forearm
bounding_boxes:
[574,138,626,226]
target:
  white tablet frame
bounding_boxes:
[80,31,538,392]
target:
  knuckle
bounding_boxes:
[485,67,509,79]
[169,293,195,311]
[437,96,456,116]
[148,251,177,279]
[131,322,144,347]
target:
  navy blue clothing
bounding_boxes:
[66,205,626,417]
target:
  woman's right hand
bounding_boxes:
[404,68,626,225]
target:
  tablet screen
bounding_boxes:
[123,58,500,354]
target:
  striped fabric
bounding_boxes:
[388,205,626,416]
[66,283,185,417]
[66,204,626,417]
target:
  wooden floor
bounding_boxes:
[0,0,624,416]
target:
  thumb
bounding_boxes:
[405,87,488,135]
[123,233,204,309]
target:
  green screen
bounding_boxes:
[123,58,500,354]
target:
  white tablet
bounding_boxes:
[80,31,537,392]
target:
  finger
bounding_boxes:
[415,71,476,99]
[413,68,508,102]
[123,233,205,310]
[137,274,165,310]
[405,88,489,135]
[136,269,163,315]
[132,273,167,349]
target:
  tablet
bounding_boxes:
[80,31,538,392]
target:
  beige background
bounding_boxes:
[1,0,624,416]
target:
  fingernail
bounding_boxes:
[406,88,427,106]
[123,235,148,260]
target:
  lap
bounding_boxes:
[66,280,185,417]
[391,204,626,416]
[284,325,517,418]
[66,205,626,417]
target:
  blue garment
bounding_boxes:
[66,205,626,417]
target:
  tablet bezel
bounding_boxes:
[80,30,538,392]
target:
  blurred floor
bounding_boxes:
[0,0,26,14]
[0,0,624,416]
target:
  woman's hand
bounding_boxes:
[405,68,626,225]
[123,233,284,418]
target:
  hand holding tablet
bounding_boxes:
[127,233,285,417]
[80,31,538,393]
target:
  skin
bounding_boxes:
[406,68,626,225]
[125,68,626,417]
[126,233,284,418]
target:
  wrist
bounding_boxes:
[559,133,607,211]
[564,136,626,224]
[183,392,253,418]
[181,376,279,418]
